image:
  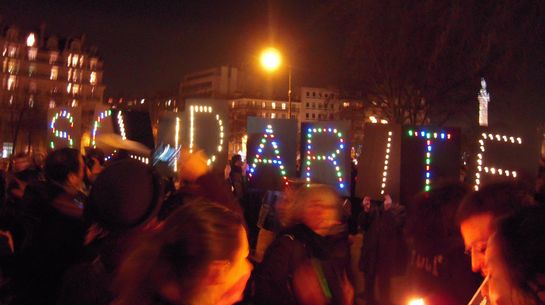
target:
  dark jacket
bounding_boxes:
[359,204,408,277]
[160,172,242,220]
[406,234,481,305]
[254,224,350,305]
[229,166,246,200]
[14,181,87,305]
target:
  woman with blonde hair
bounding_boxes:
[254,184,353,305]
[112,200,252,305]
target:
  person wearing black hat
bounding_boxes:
[14,148,88,305]
[58,158,164,305]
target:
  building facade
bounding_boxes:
[0,25,105,155]
[299,86,340,122]
[179,65,242,99]
[228,97,300,158]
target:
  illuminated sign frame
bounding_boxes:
[474,132,521,191]
[189,105,224,165]
[248,124,288,186]
[406,129,453,192]
[49,110,75,149]
[302,126,347,190]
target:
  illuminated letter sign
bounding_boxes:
[182,99,229,172]
[91,109,113,147]
[156,113,183,174]
[357,124,402,200]
[405,129,454,192]
[189,105,224,165]
[48,108,81,150]
[400,126,460,203]
[471,128,541,191]
[248,124,288,186]
[301,121,351,196]
[246,117,297,191]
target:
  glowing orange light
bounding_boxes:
[260,48,282,71]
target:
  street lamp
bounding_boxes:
[259,47,292,118]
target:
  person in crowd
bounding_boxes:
[58,158,164,305]
[83,147,105,186]
[358,194,407,305]
[456,181,536,303]
[485,205,545,305]
[14,148,88,305]
[159,150,241,220]
[405,183,481,305]
[456,181,535,276]
[254,184,353,305]
[112,200,252,305]
[228,154,246,200]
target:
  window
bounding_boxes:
[306,102,309,108]
[72,84,80,95]
[90,58,98,70]
[49,100,56,109]
[231,101,235,108]
[28,48,37,60]
[71,54,79,67]
[67,83,72,93]
[262,101,266,108]
[272,102,276,109]
[312,102,316,108]
[2,143,13,158]
[7,75,16,90]
[312,113,316,119]
[271,113,276,118]
[29,82,37,93]
[282,103,286,110]
[331,104,334,109]
[51,66,59,80]
[306,113,309,119]
[50,52,58,64]
[306,91,309,97]
[343,102,350,107]
[8,60,16,73]
[28,64,36,76]
[90,71,97,85]
[8,46,17,57]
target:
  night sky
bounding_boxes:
[2,0,544,128]
[2,0,339,97]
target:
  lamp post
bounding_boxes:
[259,47,292,118]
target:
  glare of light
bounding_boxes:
[369,116,378,123]
[260,48,282,71]
[380,119,388,124]
[408,298,425,305]
[26,33,36,47]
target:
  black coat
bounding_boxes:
[358,204,408,277]
[14,181,87,305]
[254,224,350,305]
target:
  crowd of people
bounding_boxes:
[0,147,543,305]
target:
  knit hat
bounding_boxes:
[86,159,163,231]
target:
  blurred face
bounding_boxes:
[460,213,494,275]
[302,198,340,236]
[216,227,253,305]
[486,234,526,305]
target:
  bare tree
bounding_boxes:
[326,0,545,125]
